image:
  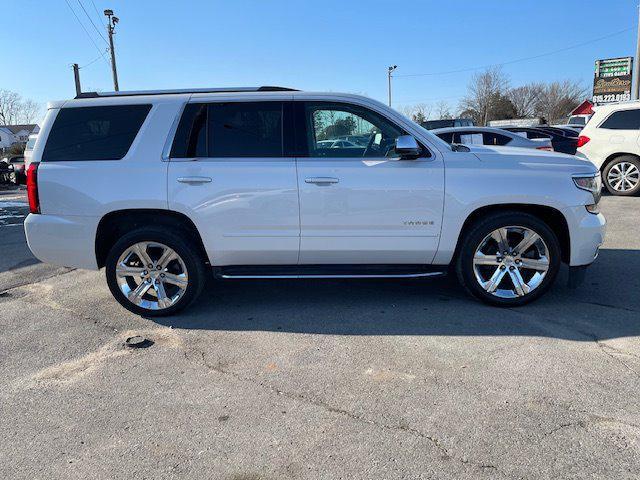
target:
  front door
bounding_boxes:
[295,101,444,264]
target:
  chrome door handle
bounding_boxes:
[304,177,339,184]
[177,176,212,184]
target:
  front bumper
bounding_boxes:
[561,205,606,267]
[24,213,99,270]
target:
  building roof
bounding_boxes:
[570,100,594,116]
[0,124,39,134]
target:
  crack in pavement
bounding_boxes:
[0,267,76,295]
[543,421,586,437]
[184,347,510,478]
[506,308,640,379]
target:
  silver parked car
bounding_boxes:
[433,127,554,151]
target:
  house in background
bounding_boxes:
[0,124,40,149]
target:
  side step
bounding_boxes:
[213,264,447,279]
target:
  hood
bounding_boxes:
[464,144,598,175]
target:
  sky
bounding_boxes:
[2,0,638,119]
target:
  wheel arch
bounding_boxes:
[95,209,209,269]
[452,204,570,264]
[600,152,640,172]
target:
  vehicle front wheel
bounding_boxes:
[105,227,206,316]
[456,212,561,307]
[603,156,640,196]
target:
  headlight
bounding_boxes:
[573,173,602,206]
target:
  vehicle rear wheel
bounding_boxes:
[456,212,561,307]
[105,227,206,316]
[603,156,640,196]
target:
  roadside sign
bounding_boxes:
[593,57,633,105]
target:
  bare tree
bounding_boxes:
[534,80,587,123]
[434,101,452,120]
[459,67,510,125]
[399,103,432,124]
[0,89,42,125]
[0,90,21,125]
[17,99,41,124]
[507,83,544,118]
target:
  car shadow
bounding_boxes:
[152,248,640,341]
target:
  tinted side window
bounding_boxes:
[208,102,283,157]
[600,109,640,130]
[170,103,207,158]
[435,132,454,143]
[457,131,483,145]
[42,105,151,161]
[482,132,511,146]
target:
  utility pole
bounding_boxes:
[387,65,397,107]
[635,3,640,100]
[104,9,120,91]
[72,63,82,96]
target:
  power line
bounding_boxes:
[89,0,105,27]
[76,0,108,45]
[63,0,109,66]
[396,26,636,78]
[80,53,106,69]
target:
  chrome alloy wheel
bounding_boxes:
[607,161,640,192]
[115,241,188,310]
[473,226,550,299]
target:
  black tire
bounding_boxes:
[602,155,640,196]
[455,212,561,307]
[105,227,207,316]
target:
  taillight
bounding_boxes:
[577,135,590,148]
[27,162,40,214]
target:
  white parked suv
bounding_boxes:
[24,87,605,316]
[577,101,640,195]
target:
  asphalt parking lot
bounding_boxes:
[1,187,638,479]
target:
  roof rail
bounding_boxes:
[74,86,298,99]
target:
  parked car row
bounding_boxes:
[431,126,554,151]
[422,101,640,196]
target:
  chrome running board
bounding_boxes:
[213,264,447,280]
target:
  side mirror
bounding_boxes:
[395,135,421,159]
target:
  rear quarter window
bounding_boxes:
[599,109,640,130]
[42,104,151,161]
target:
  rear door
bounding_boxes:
[294,100,444,264]
[167,99,300,266]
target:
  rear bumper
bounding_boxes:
[24,213,99,270]
[561,205,606,266]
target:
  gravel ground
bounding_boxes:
[0,190,638,480]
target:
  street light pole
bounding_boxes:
[634,3,640,100]
[388,65,397,107]
[104,9,120,91]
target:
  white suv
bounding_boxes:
[577,101,640,195]
[24,87,605,316]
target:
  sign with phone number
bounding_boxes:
[593,93,632,104]
[593,57,633,105]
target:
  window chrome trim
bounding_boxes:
[161,101,189,162]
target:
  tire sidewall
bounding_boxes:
[456,213,561,307]
[105,228,204,316]
[603,156,640,196]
